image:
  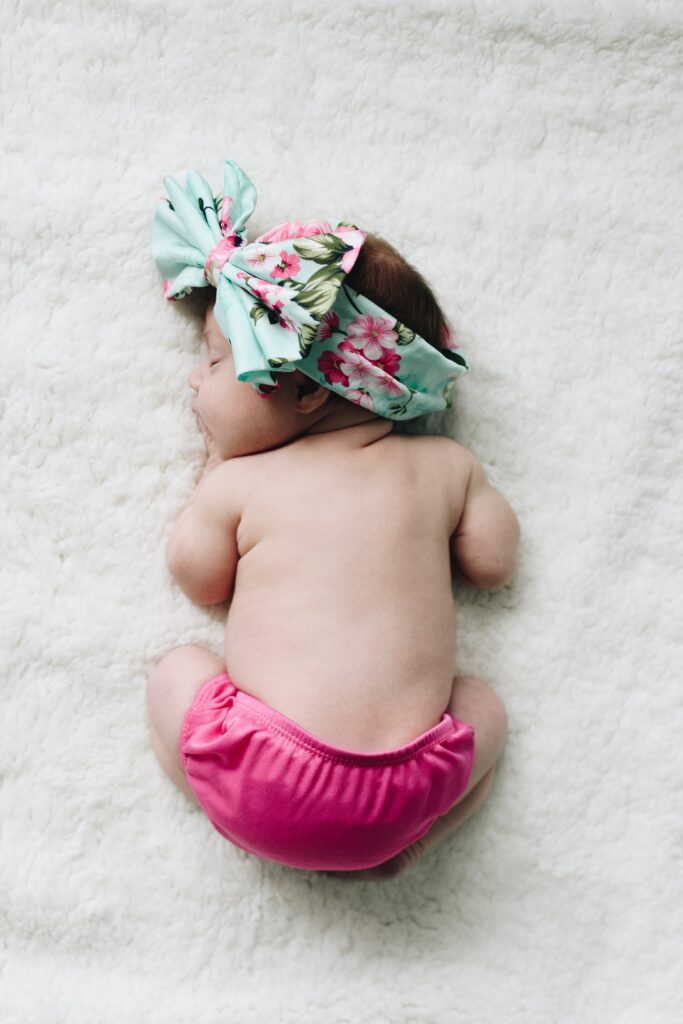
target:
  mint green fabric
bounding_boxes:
[151,158,469,420]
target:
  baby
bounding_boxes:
[146,160,520,879]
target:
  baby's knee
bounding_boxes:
[483,682,508,756]
[146,646,187,715]
[145,643,204,724]
[145,660,172,732]
[149,644,210,681]
[145,644,222,731]
[449,676,508,768]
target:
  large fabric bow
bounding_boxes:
[151,159,469,420]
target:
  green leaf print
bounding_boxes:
[296,266,345,319]
[394,321,416,346]
[386,386,416,417]
[267,357,290,368]
[249,305,267,324]
[281,277,304,298]
[292,234,351,265]
[441,349,468,368]
[297,322,320,357]
[386,402,409,417]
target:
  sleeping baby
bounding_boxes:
[146,158,520,879]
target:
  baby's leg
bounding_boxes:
[146,644,226,805]
[332,676,507,881]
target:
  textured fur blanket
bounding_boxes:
[2,1,681,1021]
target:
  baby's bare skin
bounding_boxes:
[222,424,469,752]
[149,299,519,875]
[163,301,519,755]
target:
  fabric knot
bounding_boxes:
[152,158,471,420]
[204,234,242,287]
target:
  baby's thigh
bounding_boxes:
[146,644,225,795]
[448,676,508,797]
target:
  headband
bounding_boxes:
[150,158,469,420]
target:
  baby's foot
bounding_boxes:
[325,838,426,882]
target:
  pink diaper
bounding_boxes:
[179,671,475,872]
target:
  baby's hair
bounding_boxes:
[344,233,454,351]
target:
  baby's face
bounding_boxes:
[187,303,305,460]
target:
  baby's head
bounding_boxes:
[188,234,454,460]
[344,233,455,355]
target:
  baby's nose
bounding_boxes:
[187,366,201,391]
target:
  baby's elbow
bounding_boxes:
[170,569,231,607]
[463,555,516,590]
[453,556,517,590]
[464,516,524,589]
[477,558,518,590]
[486,512,521,588]
[488,513,521,588]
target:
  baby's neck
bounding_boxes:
[297,404,394,447]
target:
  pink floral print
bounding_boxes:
[219,195,233,234]
[246,246,278,273]
[153,158,470,418]
[255,220,333,244]
[346,314,398,360]
[317,309,341,341]
[270,250,301,281]
[316,346,402,413]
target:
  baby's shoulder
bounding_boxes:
[399,432,474,475]
[407,435,475,525]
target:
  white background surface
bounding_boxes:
[1,1,682,1021]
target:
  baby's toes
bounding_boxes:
[381,839,426,878]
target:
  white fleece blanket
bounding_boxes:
[2,1,682,1021]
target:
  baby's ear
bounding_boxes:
[295,376,317,398]
[292,373,332,413]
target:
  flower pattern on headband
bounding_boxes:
[255,220,334,244]
[152,159,470,419]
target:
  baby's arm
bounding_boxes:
[165,460,242,606]
[449,450,520,589]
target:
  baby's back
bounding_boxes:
[225,429,470,752]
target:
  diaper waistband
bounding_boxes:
[206,671,462,767]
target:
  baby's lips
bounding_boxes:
[192,405,206,433]
[193,410,215,448]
